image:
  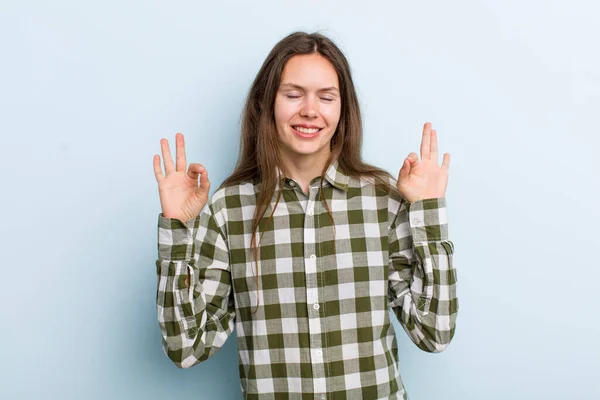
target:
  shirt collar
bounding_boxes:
[324,159,350,191]
[275,159,350,192]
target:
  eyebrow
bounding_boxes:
[279,83,340,94]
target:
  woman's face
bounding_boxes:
[274,53,342,164]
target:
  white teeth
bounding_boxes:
[294,126,321,134]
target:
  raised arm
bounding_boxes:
[388,197,458,353]
[153,133,234,368]
[388,122,458,352]
[156,207,234,367]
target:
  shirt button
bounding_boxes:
[313,303,320,310]
[310,254,316,261]
[321,395,326,400]
[307,208,314,216]
[289,180,296,187]
[316,349,323,356]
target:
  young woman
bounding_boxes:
[153,31,457,400]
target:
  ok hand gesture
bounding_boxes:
[396,122,450,203]
[153,133,210,223]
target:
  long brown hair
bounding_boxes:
[219,31,395,313]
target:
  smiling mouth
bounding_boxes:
[292,126,323,135]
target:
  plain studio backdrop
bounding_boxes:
[1,1,598,399]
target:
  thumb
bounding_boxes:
[398,157,411,183]
[197,169,210,194]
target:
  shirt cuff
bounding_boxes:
[157,213,200,261]
[407,197,449,243]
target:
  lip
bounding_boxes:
[293,124,322,129]
[291,125,323,138]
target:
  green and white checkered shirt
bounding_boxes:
[156,160,458,399]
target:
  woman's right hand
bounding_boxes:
[153,133,210,223]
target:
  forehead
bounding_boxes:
[280,53,339,89]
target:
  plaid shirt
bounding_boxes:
[156,160,458,400]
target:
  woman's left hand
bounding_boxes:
[396,122,450,203]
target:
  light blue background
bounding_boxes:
[1,1,598,399]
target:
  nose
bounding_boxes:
[300,95,319,118]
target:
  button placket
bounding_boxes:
[304,185,326,395]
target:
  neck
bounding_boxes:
[280,152,331,193]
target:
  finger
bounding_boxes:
[420,122,431,160]
[175,133,186,172]
[431,129,438,163]
[442,153,451,169]
[187,163,205,181]
[160,138,175,175]
[153,154,165,182]
[407,152,419,167]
